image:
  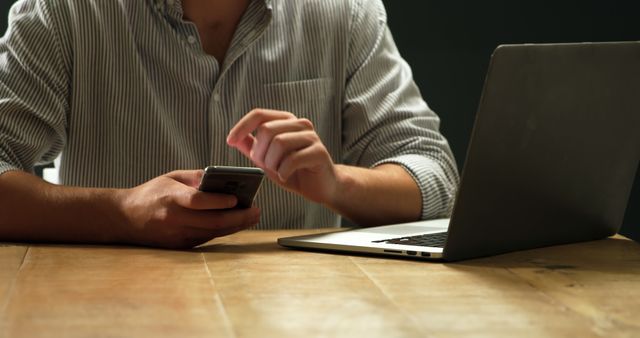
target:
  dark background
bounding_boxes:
[1,1,638,240]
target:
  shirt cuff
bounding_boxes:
[372,154,457,220]
[0,143,22,174]
[0,161,23,177]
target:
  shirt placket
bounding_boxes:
[207,1,273,166]
[155,0,272,166]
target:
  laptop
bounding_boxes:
[278,42,640,261]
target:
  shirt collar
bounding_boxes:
[160,0,183,19]
[159,0,273,18]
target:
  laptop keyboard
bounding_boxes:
[373,232,448,248]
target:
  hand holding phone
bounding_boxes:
[198,166,265,209]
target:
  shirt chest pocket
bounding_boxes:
[258,78,339,157]
[258,78,336,122]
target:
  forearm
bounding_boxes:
[0,170,126,244]
[329,164,422,226]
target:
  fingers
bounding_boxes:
[226,109,326,177]
[175,190,239,210]
[171,185,238,210]
[227,109,296,146]
[233,133,256,158]
[165,172,238,210]
[182,207,261,231]
[176,207,260,248]
[165,170,203,188]
[277,143,331,181]
[125,171,261,249]
[262,130,317,175]
[253,120,314,165]
[153,207,260,249]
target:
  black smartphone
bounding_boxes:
[198,166,265,209]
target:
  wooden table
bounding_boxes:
[1,230,639,338]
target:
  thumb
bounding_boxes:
[165,170,203,188]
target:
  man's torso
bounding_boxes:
[53,0,360,228]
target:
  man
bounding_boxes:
[0,0,459,248]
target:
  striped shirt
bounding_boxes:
[0,0,459,229]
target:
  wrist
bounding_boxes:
[105,187,134,244]
[325,164,360,216]
[323,163,423,226]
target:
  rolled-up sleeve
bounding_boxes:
[0,0,69,176]
[342,0,460,219]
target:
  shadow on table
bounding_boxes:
[5,235,637,272]
[0,240,285,255]
[195,241,283,254]
[444,237,640,274]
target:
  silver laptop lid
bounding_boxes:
[443,42,640,261]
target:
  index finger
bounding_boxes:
[173,187,238,210]
[226,109,296,145]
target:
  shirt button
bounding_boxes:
[213,93,221,102]
[167,0,174,6]
[187,35,197,44]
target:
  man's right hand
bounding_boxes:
[116,170,261,249]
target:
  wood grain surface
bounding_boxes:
[1,230,638,338]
